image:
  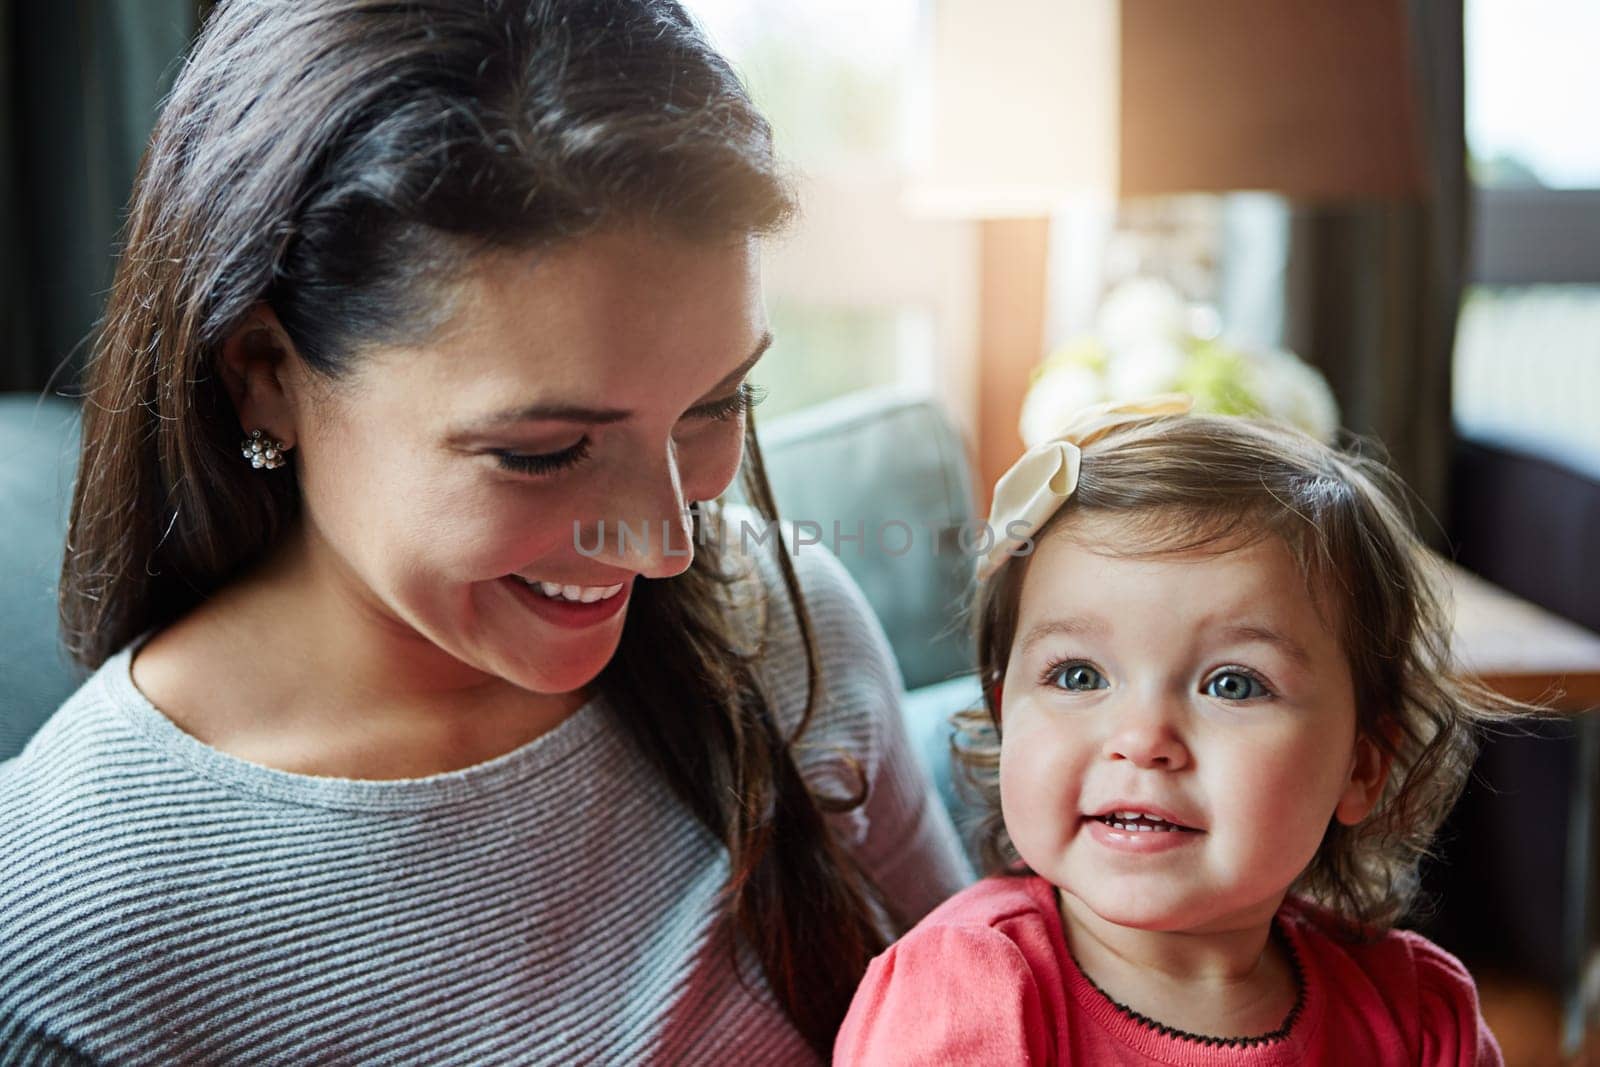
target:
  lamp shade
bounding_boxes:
[912,0,1427,216]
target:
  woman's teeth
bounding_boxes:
[516,578,624,603]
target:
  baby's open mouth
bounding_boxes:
[1088,811,1200,834]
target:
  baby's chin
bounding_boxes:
[1062,887,1205,932]
[1060,879,1292,937]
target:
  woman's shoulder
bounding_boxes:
[1,647,152,805]
[711,505,912,847]
[714,503,904,751]
[0,647,173,915]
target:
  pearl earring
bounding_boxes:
[241,429,289,470]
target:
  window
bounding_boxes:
[1453,0,1600,472]
[1466,0,1600,190]
[682,0,976,427]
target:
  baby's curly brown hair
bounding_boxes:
[956,413,1526,931]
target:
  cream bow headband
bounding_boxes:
[976,393,1194,582]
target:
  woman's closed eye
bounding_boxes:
[491,383,766,476]
[1202,667,1273,701]
[1042,660,1110,692]
[686,381,767,423]
[492,438,591,475]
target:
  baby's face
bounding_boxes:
[998,516,1382,936]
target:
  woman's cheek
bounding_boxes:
[432,483,563,578]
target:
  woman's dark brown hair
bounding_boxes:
[957,414,1525,930]
[60,0,883,1052]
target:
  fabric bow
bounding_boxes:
[977,393,1194,582]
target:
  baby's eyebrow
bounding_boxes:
[1019,616,1109,658]
[1220,624,1313,671]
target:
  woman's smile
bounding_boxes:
[499,573,634,630]
[511,576,628,603]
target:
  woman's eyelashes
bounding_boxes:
[491,383,766,477]
[694,380,767,423]
[1037,659,1276,701]
[493,438,592,475]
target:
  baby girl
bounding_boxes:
[836,397,1508,1066]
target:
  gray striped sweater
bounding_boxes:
[0,541,970,1065]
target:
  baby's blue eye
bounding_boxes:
[1204,670,1269,701]
[1049,663,1108,692]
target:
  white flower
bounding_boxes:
[1019,363,1106,446]
[1094,278,1187,351]
[1245,347,1341,442]
[1018,277,1343,448]
[1106,340,1186,401]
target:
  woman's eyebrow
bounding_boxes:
[699,330,774,397]
[462,331,774,431]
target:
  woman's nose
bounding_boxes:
[581,444,695,579]
[1100,697,1192,771]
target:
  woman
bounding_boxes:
[0,1,968,1061]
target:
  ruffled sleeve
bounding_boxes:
[1406,933,1504,1067]
[834,923,1052,1066]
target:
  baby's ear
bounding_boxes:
[1333,726,1397,826]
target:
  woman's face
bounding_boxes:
[280,229,767,697]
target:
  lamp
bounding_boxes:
[914,0,1427,497]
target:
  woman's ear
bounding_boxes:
[219,304,300,445]
[1333,729,1395,826]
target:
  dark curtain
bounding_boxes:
[1283,0,1466,538]
[1,0,198,396]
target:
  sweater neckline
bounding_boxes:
[1024,877,1326,1064]
[1069,922,1307,1049]
[100,636,609,813]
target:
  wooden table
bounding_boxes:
[1449,561,1600,710]
[1444,561,1600,1055]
